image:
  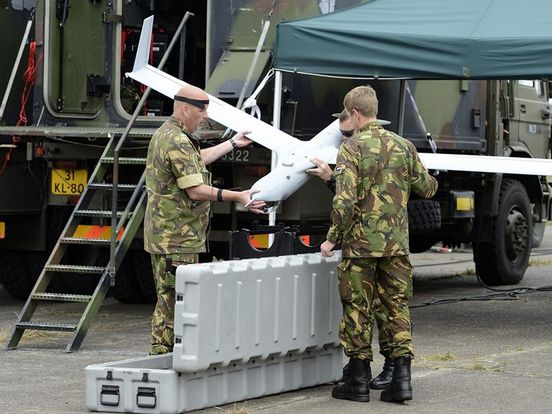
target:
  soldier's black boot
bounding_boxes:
[341,361,350,382]
[381,356,412,403]
[332,358,371,402]
[369,357,395,389]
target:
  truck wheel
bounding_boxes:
[0,251,45,300]
[131,250,156,304]
[409,235,441,253]
[408,199,441,234]
[110,254,148,304]
[474,179,532,285]
[532,222,545,248]
[408,199,441,253]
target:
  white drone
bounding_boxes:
[128,16,552,207]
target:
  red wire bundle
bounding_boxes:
[0,40,42,175]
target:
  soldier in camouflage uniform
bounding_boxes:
[321,85,437,403]
[145,84,266,355]
[307,110,394,388]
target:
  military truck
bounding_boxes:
[376,78,551,287]
[0,0,367,303]
[0,0,550,305]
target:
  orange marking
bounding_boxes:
[73,225,124,240]
[249,234,269,249]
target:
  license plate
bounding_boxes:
[0,221,5,239]
[51,169,87,195]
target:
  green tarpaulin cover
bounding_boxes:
[274,0,552,79]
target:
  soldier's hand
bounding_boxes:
[241,188,267,214]
[306,157,333,182]
[320,240,336,257]
[231,130,253,148]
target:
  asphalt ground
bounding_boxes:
[1,227,552,413]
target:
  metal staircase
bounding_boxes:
[6,137,147,352]
[6,11,194,352]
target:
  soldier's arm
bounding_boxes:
[184,184,252,204]
[410,147,438,198]
[326,142,359,244]
[201,131,252,165]
[168,135,265,212]
[306,158,336,192]
[185,185,266,213]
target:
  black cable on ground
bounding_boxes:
[410,271,552,309]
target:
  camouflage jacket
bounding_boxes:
[144,116,211,254]
[326,122,438,257]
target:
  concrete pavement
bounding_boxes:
[1,231,552,413]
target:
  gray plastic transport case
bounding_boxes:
[85,345,342,413]
[173,253,342,371]
[85,253,344,413]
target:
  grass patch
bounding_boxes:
[423,351,456,362]
[461,268,476,276]
[0,327,10,346]
[21,330,66,340]
[528,258,552,267]
[465,362,505,372]
[37,308,83,317]
[217,403,249,414]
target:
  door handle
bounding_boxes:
[520,104,527,113]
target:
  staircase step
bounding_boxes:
[59,237,112,246]
[31,293,93,303]
[87,183,139,191]
[74,210,127,218]
[101,157,146,165]
[6,132,147,353]
[15,322,77,332]
[45,264,105,274]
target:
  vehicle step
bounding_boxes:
[30,293,93,303]
[87,183,139,191]
[59,237,112,246]
[15,322,77,332]
[101,157,146,165]
[45,264,105,274]
[74,210,127,218]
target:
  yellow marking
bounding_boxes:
[456,197,474,211]
[51,169,87,195]
[0,221,5,239]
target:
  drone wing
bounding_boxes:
[419,152,552,176]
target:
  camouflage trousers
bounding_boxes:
[149,253,198,355]
[373,297,391,357]
[337,255,413,361]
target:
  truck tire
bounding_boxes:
[0,251,45,300]
[409,235,441,253]
[474,179,532,285]
[408,199,441,234]
[532,222,545,248]
[59,249,146,303]
[110,254,148,304]
[131,249,156,304]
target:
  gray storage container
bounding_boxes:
[85,345,343,413]
[173,253,342,372]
